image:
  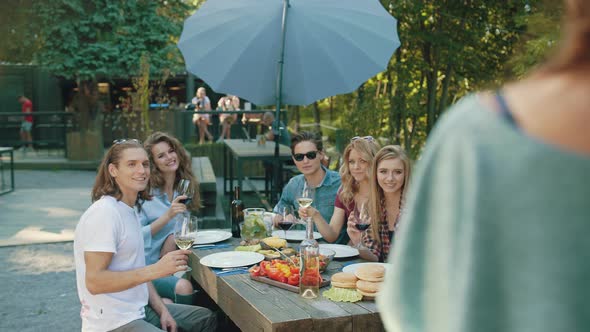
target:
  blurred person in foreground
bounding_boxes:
[377,2,590,332]
[140,132,201,305]
[74,139,216,331]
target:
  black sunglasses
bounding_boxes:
[112,138,141,145]
[293,151,318,161]
[351,136,375,142]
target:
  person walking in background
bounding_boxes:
[140,132,201,305]
[191,87,213,144]
[347,145,411,262]
[299,136,379,244]
[273,131,343,242]
[74,139,216,331]
[17,95,33,151]
[378,1,590,331]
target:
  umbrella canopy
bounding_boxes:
[178,0,400,106]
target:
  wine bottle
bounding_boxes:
[231,186,244,238]
[299,217,320,299]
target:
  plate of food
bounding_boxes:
[193,230,233,245]
[318,244,359,259]
[200,251,264,269]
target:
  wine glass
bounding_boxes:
[174,213,198,272]
[277,206,294,239]
[296,184,314,210]
[354,202,370,231]
[176,179,194,206]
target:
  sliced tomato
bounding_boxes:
[266,267,282,281]
[287,274,300,286]
[248,266,261,277]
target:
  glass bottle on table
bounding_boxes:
[231,186,244,238]
[299,184,319,299]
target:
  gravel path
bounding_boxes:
[0,242,81,331]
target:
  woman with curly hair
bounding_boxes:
[139,132,201,305]
[348,145,411,262]
[299,136,380,243]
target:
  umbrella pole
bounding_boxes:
[272,0,290,204]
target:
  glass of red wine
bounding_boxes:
[354,202,370,246]
[176,179,194,206]
[277,206,294,239]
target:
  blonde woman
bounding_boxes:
[191,87,213,144]
[299,136,380,243]
[348,145,411,262]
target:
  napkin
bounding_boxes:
[212,268,250,276]
[193,244,232,250]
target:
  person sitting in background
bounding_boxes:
[377,1,590,331]
[191,87,213,144]
[347,145,411,262]
[217,95,239,142]
[273,131,343,243]
[261,111,291,146]
[299,136,380,243]
[74,139,216,332]
[140,132,201,305]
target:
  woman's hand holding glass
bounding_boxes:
[166,195,188,221]
[347,202,370,248]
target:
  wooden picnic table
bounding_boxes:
[222,139,292,195]
[189,236,385,332]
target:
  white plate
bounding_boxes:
[194,230,233,245]
[319,244,359,258]
[272,230,322,241]
[342,262,392,274]
[200,251,264,269]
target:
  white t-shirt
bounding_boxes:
[74,196,149,332]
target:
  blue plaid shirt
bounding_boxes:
[273,166,347,244]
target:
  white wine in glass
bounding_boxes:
[174,214,198,272]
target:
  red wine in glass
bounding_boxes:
[278,222,293,231]
[355,223,370,231]
[179,198,192,205]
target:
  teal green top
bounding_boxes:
[377,95,590,332]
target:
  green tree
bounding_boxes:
[32,0,193,135]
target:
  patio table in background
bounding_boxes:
[223,139,292,198]
[189,236,384,332]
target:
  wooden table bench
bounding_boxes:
[191,156,225,227]
[190,237,385,332]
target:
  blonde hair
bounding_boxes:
[144,132,202,210]
[368,145,412,246]
[338,138,380,206]
[91,140,151,205]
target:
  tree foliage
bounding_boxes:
[33,0,191,79]
[294,0,559,158]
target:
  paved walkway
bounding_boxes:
[0,170,96,246]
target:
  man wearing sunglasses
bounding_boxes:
[273,131,346,243]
